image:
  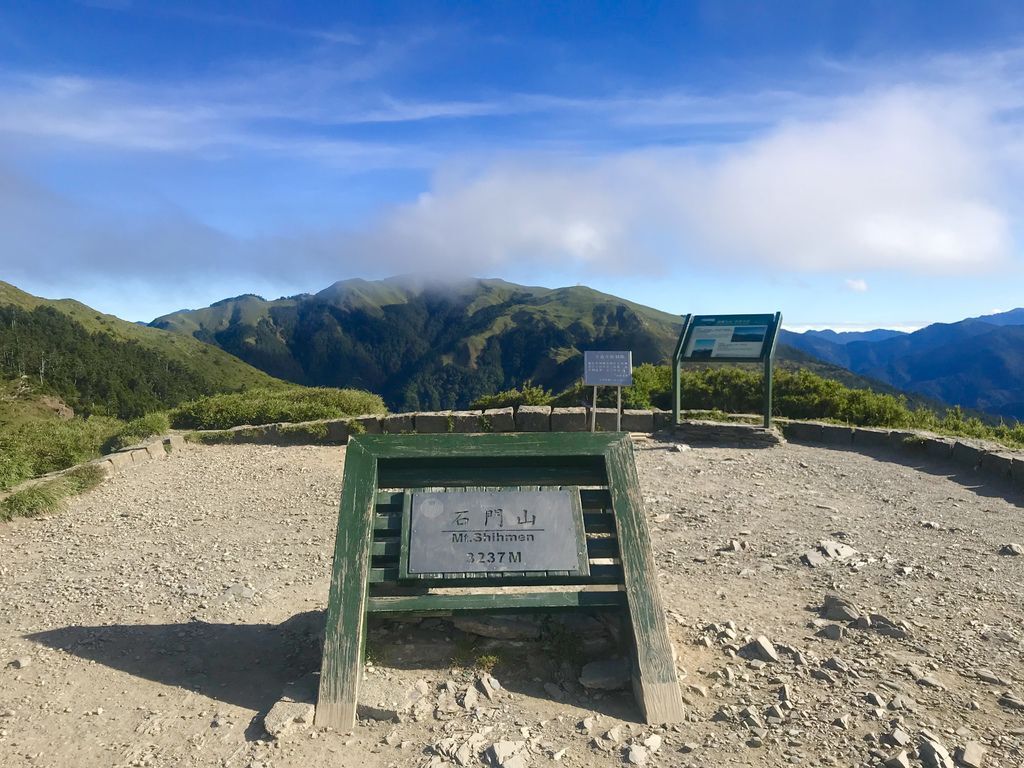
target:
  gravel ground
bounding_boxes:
[1,438,1023,768]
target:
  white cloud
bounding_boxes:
[349,87,1014,276]
[844,278,869,292]
[1,60,1021,287]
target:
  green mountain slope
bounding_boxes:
[0,282,283,417]
[152,276,901,410]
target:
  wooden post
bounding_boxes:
[591,385,598,432]
[315,441,378,731]
[604,438,686,723]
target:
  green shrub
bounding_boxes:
[0,440,33,490]
[0,417,122,487]
[0,464,105,522]
[170,386,386,430]
[471,382,552,410]
[105,412,171,452]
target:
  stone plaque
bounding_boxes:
[406,490,586,575]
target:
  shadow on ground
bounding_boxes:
[29,609,642,727]
[29,611,324,738]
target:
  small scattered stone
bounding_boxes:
[817,624,844,641]
[262,700,314,739]
[643,734,662,753]
[744,636,780,663]
[626,744,650,765]
[7,657,31,670]
[999,543,1023,556]
[998,693,1024,711]
[957,741,986,768]
[882,751,911,768]
[579,658,630,690]
[918,731,954,768]
[821,593,861,622]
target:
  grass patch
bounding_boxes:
[0,411,171,491]
[0,464,105,522]
[170,386,386,430]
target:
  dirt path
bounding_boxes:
[1,439,1023,768]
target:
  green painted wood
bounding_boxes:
[319,433,683,729]
[315,439,378,731]
[371,539,400,558]
[374,512,401,532]
[360,432,623,458]
[367,564,624,586]
[378,464,606,488]
[603,437,686,723]
[367,590,626,614]
[586,538,620,558]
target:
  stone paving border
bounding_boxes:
[10,408,1022,511]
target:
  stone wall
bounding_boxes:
[777,420,1024,492]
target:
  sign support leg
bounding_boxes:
[763,355,773,429]
[616,386,622,431]
[672,356,681,427]
[591,385,598,432]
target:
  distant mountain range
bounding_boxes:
[781,308,1024,419]
[6,276,1021,419]
[150,276,882,411]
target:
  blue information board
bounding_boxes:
[584,350,633,386]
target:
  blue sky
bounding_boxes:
[3,1,1024,329]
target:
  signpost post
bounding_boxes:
[671,313,782,428]
[316,433,685,730]
[583,350,633,432]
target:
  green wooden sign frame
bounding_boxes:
[671,312,782,428]
[316,433,685,730]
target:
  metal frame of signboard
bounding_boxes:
[316,433,685,731]
[671,312,782,429]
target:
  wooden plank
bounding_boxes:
[368,565,623,587]
[371,539,400,558]
[315,441,378,731]
[356,432,622,459]
[367,590,625,614]
[603,436,686,724]
[586,538,619,558]
[579,488,613,510]
[378,463,605,488]
[374,511,401,532]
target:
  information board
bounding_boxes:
[584,350,633,386]
[682,314,776,361]
[406,490,587,575]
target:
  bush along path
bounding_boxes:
[0,434,186,522]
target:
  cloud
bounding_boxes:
[349,87,1014,276]
[1,71,1020,290]
[844,278,869,292]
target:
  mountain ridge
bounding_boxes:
[151,277,918,411]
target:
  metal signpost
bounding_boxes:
[317,433,685,730]
[583,350,633,432]
[671,313,782,428]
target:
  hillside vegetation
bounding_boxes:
[477,366,1024,448]
[169,387,386,430]
[152,276,903,411]
[0,281,282,411]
